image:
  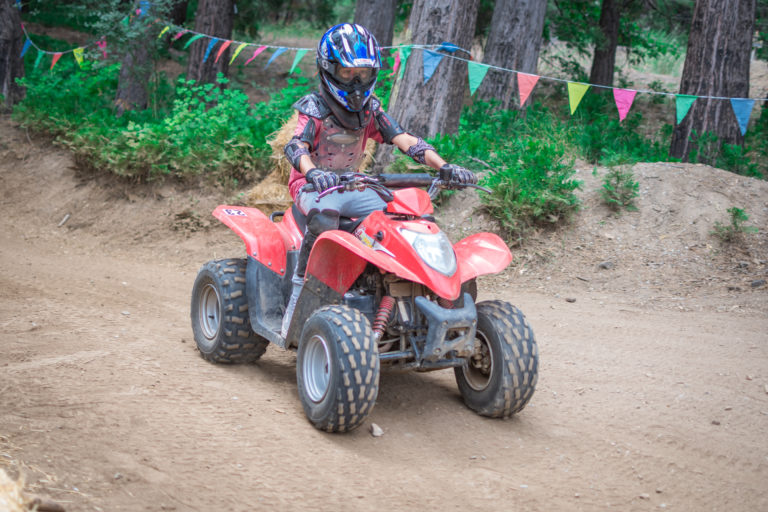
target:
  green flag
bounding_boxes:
[290,49,308,74]
[467,61,490,96]
[675,94,697,124]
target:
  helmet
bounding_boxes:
[317,24,381,113]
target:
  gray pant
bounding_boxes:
[296,187,387,219]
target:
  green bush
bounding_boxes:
[712,207,758,243]
[600,166,639,211]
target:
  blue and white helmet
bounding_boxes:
[317,24,381,112]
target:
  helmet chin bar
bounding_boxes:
[322,71,376,113]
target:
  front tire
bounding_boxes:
[297,305,380,433]
[190,259,269,363]
[454,301,538,418]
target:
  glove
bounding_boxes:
[305,168,340,193]
[440,164,477,186]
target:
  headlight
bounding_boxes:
[400,229,457,276]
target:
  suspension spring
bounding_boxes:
[372,295,395,340]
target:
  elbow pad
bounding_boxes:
[374,110,405,144]
[284,137,310,170]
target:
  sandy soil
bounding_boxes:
[1,112,767,512]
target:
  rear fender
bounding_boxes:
[213,205,288,276]
[454,233,512,282]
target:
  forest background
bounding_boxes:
[1,0,767,242]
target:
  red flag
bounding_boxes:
[517,73,540,107]
[50,52,63,70]
[214,40,232,63]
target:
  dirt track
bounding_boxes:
[1,116,767,511]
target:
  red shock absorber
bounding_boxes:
[372,296,395,340]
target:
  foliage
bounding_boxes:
[599,166,639,211]
[711,207,759,244]
[688,130,762,179]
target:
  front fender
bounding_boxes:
[454,233,512,282]
[213,205,288,276]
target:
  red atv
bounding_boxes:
[191,173,538,432]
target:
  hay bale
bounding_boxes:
[0,468,25,512]
[246,109,378,214]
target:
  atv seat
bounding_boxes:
[289,204,364,235]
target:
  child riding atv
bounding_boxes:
[280,23,477,337]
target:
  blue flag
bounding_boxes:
[729,98,755,136]
[422,50,444,84]
[265,47,287,69]
[437,42,460,53]
[203,38,219,63]
[21,39,31,58]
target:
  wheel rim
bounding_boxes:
[198,283,221,341]
[463,331,493,391]
[303,334,331,403]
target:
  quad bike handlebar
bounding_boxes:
[303,172,491,202]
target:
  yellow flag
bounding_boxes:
[73,47,84,68]
[567,82,591,114]
[229,43,248,65]
[157,26,170,39]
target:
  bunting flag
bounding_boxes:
[138,0,150,17]
[244,45,267,66]
[229,43,248,64]
[173,30,187,41]
[265,47,287,69]
[398,46,412,79]
[157,26,170,39]
[675,94,697,124]
[96,39,107,59]
[203,38,219,63]
[567,82,590,114]
[613,88,637,122]
[50,52,62,70]
[391,50,401,77]
[438,42,460,53]
[422,50,444,84]
[289,49,308,74]
[517,72,539,106]
[183,34,205,49]
[34,50,43,69]
[214,40,232,63]
[467,61,489,96]
[730,98,755,136]
[20,39,31,58]
[73,47,84,68]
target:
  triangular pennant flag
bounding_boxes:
[289,49,308,74]
[265,47,287,69]
[173,30,187,41]
[138,0,150,17]
[567,82,590,114]
[675,94,697,124]
[157,26,170,39]
[422,50,444,84]
[214,40,232,63]
[438,42,460,53]
[398,46,412,79]
[730,98,755,136]
[20,39,31,58]
[391,50,401,77]
[229,43,248,64]
[183,34,205,49]
[613,88,637,122]
[467,61,490,96]
[33,50,43,69]
[50,52,62,70]
[73,47,84,68]
[517,72,539,106]
[244,45,267,66]
[96,39,107,59]
[203,38,219,63]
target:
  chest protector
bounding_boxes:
[293,92,378,174]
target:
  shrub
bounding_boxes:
[600,166,639,211]
[712,207,758,243]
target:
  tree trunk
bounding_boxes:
[0,0,26,111]
[186,0,234,85]
[170,0,188,25]
[476,0,546,109]
[588,0,621,87]
[354,0,397,48]
[115,34,152,116]
[669,0,755,161]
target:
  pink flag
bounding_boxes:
[244,46,267,66]
[517,73,539,106]
[392,51,401,77]
[214,40,232,63]
[173,30,188,41]
[96,39,107,59]
[613,88,637,122]
[50,52,62,70]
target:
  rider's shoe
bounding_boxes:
[280,274,304,338]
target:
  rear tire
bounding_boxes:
[454,300,538,418]
[297,305,380,433]
[190,259,269,363]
